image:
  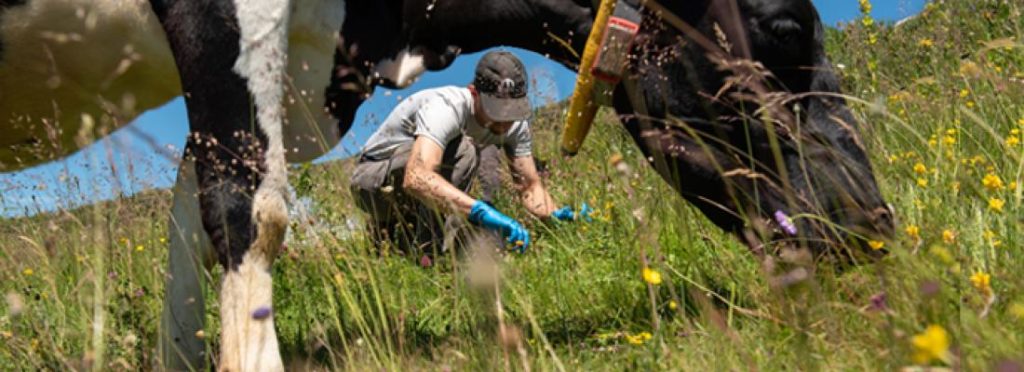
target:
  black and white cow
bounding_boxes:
[1,0,895,370]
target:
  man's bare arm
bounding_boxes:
[403,136,476,215]
[510,155,558,219]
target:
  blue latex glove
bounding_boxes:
[551,202,593,222]
[467,200,530,253]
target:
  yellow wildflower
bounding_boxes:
[943,135,956,146]
[859,0,872,14]
[1007,136,1020,147]
[917,178,929,188]
[988,198,1005,212]
[913,163,927,174]
[911,325,951,365]
[959,89,969,98]
[966,101,975,108]
[918,38,933,47]
[970,271,992,296]
[978,230,1003,248]
[135,245,145,252]
[982,173,1004,191]
[642,267,662,285]
[905,225,920,240]
[862,17,874,27]
[942,230,956,245]
[159,237,167,244]
[868,240,885,250]
[625,331,653,345]
[668,300,678,310]
[22,268,33,276]
[1019,118,1024,126]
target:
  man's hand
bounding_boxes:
[551,203,593,222]
[467,200,530,253]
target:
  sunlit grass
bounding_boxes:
[1,0,1023,369]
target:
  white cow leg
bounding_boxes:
[218,247,283,372]
[160,158,215,371]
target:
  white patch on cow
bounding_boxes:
[373,48,427,88]
[0,0,179,170]
[283,0,346,162]
[219,249,281,372]
[226,0,293,370]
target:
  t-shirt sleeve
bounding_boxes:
[505,121,533,158]
[411,97,462,149]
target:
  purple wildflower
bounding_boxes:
[252,306,272,320]
[773,210,798,236]
[419,254,433,268]
[869,292,887,311]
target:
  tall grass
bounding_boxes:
[1,0,1022,369]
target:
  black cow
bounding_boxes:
[0,0,894,370]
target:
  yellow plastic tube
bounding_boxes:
[561,0,617,156]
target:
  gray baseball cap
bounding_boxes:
[473,51,531,122]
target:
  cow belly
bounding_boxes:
[0,0,179,171]
[282,0,345,163]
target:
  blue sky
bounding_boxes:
[0,0,927,217]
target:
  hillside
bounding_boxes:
[1,0,1022,369]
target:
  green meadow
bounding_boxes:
[1,0,1022,370]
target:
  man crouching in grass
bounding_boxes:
[350,51,589,261]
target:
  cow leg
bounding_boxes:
[155,0,291,370]
[160,157,215,371]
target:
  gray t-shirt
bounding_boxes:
[360,86,532,160]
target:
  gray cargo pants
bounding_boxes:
[351,136,491,255]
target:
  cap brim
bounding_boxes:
[480,94,532,122]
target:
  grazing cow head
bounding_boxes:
[606,0,895,263]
